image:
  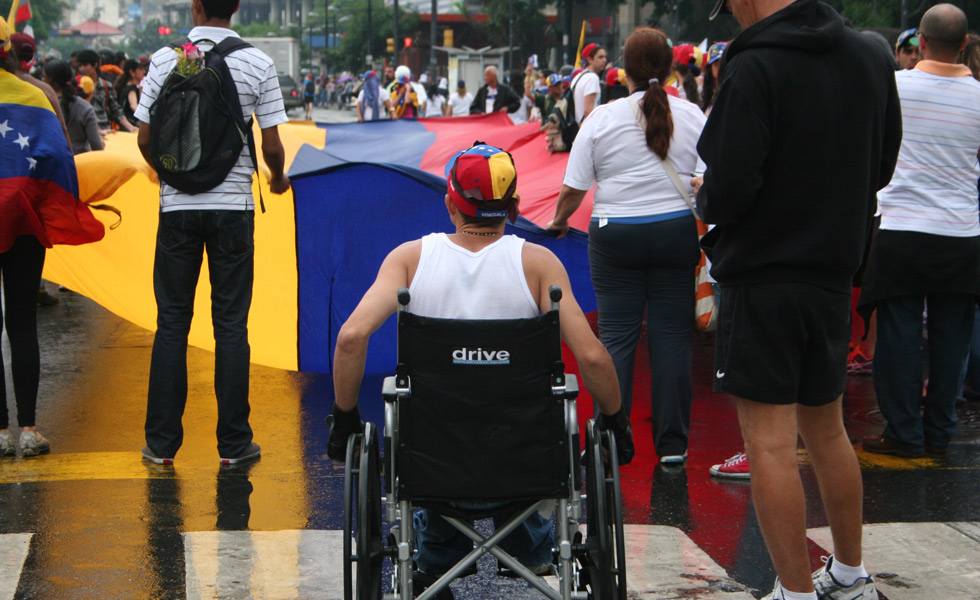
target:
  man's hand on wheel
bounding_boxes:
[326,405,364,461]
[597,407,635,466]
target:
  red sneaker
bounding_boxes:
[709,452,750,479]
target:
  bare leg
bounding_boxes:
[737,398,813,593]
[797,397,863,567]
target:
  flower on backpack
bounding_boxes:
[174,43,204,77]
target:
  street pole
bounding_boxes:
[508,0,514,75]
[901,0,907,29]
[367,0,373,65]
[431,0,438,78]
[563,0,572,65]
[393,0,400,65]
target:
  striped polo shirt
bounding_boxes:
[877,60,980,237]
[134,26,288,212]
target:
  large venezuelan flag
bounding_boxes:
[0,70,104,252]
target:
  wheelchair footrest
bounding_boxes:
[497,564,554,578]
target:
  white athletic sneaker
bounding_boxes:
[0,431,15,457]
[812,556,877,600]
[760,578,785,600]
[19,431,50,457]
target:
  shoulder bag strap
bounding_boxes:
[627,96,700,220]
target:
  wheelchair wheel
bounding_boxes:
[583,420,628,600]
[342,423,384,600]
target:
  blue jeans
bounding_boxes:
[587,216,699,456]
[145,210,255,458]
[873,293,975,450]
[414,506,554,574]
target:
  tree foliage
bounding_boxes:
[330,0,419,72]
[484,0,553,67]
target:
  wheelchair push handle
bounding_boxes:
[549,285,562,310]
[397,287,411,308]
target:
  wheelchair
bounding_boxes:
[340,285,627,600]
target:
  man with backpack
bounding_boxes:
[134,0,291,466]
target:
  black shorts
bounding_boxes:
[713,283,851,406]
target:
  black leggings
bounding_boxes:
[0,236,44,429]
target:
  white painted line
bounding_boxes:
[808,522,980,599]
[625,525,755,599]
[184,527,753,599]
[0,534,32,600]
[184,530,348,600]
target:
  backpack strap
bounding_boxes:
[166,36,192,50]
[209,37,266,213]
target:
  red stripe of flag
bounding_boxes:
[15,0,32,24]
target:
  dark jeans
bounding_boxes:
[873,293,975,450]
[413,506,554,574]
[0,236,44,429]
[145,210,255,458]
[588,216,700,456]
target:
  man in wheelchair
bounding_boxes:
[327,142,634,598]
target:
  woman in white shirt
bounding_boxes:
[547,27,707,465]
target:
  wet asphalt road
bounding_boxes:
[0,287,977,599]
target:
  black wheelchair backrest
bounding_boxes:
[394,302,570,503]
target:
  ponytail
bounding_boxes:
[641,82,673,160]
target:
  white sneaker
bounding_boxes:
[659,452,688,465]
[812,556,877,600]
[0,431,15,457]
[19,431,50,457]
[761,578,785,600]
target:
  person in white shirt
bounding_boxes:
[547,28,706,466]
[135,0,291,466]
[860,3,980,459]
[423,82,446,117]
[447,79,474,116]
[573,43,606,123]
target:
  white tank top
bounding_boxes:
[407,233,539,319]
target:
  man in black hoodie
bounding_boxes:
[693,0,901,599]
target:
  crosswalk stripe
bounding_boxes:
[808,522,980,599]
[183,526,755,599]
[0,534,32,600]
[184,530,347,600]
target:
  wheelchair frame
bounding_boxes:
[340,286,627,600]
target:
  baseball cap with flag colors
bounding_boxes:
[445,142,519,222]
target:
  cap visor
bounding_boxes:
[709,0,731,20]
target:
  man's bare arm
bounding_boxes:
[332,242,419,411]
[524,244,620,415]
[260,125,291,194]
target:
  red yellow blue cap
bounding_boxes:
[446,142,519,222]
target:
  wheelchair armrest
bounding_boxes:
[382,375,411,402]
[564,374,579,400]
[382,376,398,402]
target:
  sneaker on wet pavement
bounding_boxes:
[0,431,15,457]
[220,442,261,466]
[141,445,174,465]
[659,452,688,465]
[812,556,877,599]
[709,452,750,479]
[19,431,50,456]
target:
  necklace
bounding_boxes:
[459,230,500,237]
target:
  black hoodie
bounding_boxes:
[696,0,902,292]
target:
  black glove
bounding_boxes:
[326,405,364,461]
[597,408,635,466]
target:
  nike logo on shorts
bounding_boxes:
[716,370,726,379]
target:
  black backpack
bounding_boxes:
[543,71,586,153]
[148,37,260,197]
